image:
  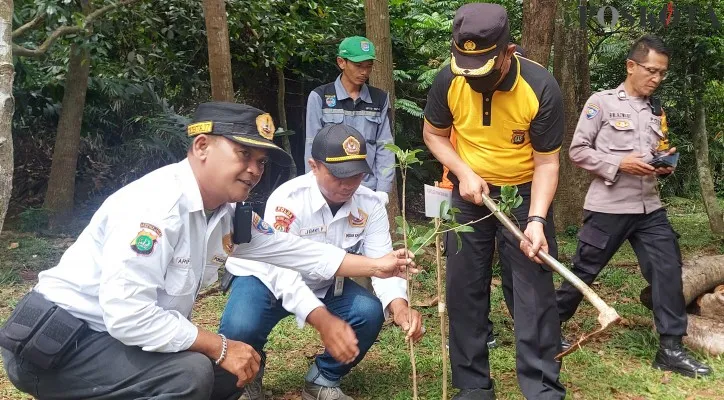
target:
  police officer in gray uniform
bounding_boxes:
[556,35,711,378]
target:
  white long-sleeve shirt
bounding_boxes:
[35,159,346,353]
[225,172,407,327]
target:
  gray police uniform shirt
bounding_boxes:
[304,75,394,192]
[570,84,669,214]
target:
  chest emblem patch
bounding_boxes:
[348,209,368,227]
[614,120,631,129]
[253,213,274,235]
[325,95,337,107]
[511,129,527,145]
[222,233,233,255]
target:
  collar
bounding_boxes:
[495,55,520,92]
[305,172,361,219]
[177,158,204,213]
[334,75,372,103]
[616,83,649,111]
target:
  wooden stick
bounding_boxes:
[402,169,418,399]
[434,201,447,399]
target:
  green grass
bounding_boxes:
[0,197,723,399]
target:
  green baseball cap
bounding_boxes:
[337,36,377,62]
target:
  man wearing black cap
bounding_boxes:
[423,3,565,399]
[221,124,424,400]
[0,103,415,400]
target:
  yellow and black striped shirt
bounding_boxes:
[424,55,564,186]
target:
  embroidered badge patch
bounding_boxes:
[222,233,233,255]
[585,103,600,119]
[252,213,274,235]
[511,129,526,145]
[360,41,370,52]
[348,208,368,227]
[325,95,337,107]
[130,223,160,256]
[274,217,292,233]
[275,206,296,223]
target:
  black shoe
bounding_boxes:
[452,386,496,400]
[560,338,571,352]
[652,337,712,378]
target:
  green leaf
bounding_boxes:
[384,143,402,154]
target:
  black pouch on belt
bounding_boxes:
[0,291,86,369]
[0,291,56,354]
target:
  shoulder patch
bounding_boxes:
[130,223,161,256]
[252,213,274,235]
[585,103,600,119]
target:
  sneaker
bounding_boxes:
[652,337,712,378]
[240,369,264,400]
[302,382,354,400]
[560,337,572,352]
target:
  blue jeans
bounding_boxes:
[218,276,385,386]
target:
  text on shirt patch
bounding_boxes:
[275,206,296,223]
[252,213,274,235]
[609,112,631,119]
[211,255,227,265]
[345,233,362,238]
[174,257,191,265]
[300,226,326,236]
[348,208,368,227]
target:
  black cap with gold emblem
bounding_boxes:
[187,102,292,166]
[450,3,510,77]
[311,124,373,178]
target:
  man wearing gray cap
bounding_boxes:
[222,124,424,400]
[423,3,565,399]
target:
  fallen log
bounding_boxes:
[683,315,724,356]
[639,255,724,356]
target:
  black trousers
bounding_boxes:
[446,182,565,400]
[557,209,687,336]
[2,329,243,400]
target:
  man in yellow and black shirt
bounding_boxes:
[423,3,565,399]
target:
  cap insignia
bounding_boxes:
[256,114,275,140]
[343,136,361,156]
[463,40,476,51]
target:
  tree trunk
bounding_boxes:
[683,314,724,356]
[276,65,297,179]
[364,0,400,231]
[0,0,14,234]
[202,0,234,101]
[552,1,590,232]
[691,98,724,236]
[43,44,91,231]
[521,0,557,67]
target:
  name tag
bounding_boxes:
[174,257,191,265]
[211,255,227,265]
[300,226,326,236]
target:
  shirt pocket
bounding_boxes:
[502,120,530,148]
[321,112,344,125]
[164,262,197,296]
[605,118,636,151]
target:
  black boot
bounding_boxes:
[652,335,712,378]
[452,381,496,400]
